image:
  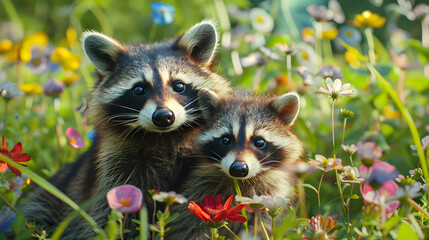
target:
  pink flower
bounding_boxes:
[359,161,398,185]
[360,180,399,214]
[66,127,85,149]
[357,141,382,162]
[107,185,143,213]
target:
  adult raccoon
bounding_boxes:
[168,89,304,239]
[20,21,230,238]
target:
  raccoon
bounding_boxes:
[168,89,304,239]
[20,21,230,238]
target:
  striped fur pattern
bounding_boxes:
[168,90,304,239]
[20,21,230,239]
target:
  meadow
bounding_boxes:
[0,0,429,239]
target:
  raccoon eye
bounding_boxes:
[173,82,186,93]
[220,136,231,145]
[254,138,266,149]
[133,86,145,96]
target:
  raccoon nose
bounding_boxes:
[152,109,175,127]
[229,162,249,178]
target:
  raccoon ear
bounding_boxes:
[82,31,124,74]
[272,92,300,126]
[198,88,220,119]
[177,20,219,67]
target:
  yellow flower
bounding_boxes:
[51,47,81,71]
[6,32,49,62]
[0,39,13,53]
[383,106,400,119]
[321,27,338,40]
[20,83,43,94]
[64,27,79,47]
[61,72,80,86]
[301,27,315,44]
[354,10,386,28]
[344,50,360,68]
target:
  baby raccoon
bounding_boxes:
[168,89,304,239]
[20,21,230,239]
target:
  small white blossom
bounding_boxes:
[152,191,187,204]
[318,78,354,100]
[249,8,274,34]
[339,166,364,183]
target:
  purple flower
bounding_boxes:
[306,5,334,22]
[316,65,343,80]
[66,127,85,149]
[26,44,60,74]
[43,78,65,97]
[107,185,143,213]
[359,161,398,186]
[357,141,382,162]
[150,2,175,25]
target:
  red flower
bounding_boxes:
[0,136,31,177]
[187,194,246,227]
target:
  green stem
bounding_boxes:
[258,210,269,240]
[88,3,113,35]
[233,179,248,234]
[335,169,348,238]
[270,216,275,240]
[1,0,23,34]
[140,205,148,240]
[339,118,348,158]
[332,100,336,159]
[213,0,231,32]
[254,209,259,239]
[223,224,240,240]
[2,100,9,135]
[280,0,300,40]
[148,22,158,42]
[317,171,325,214]
[0,154,107,238]
[322,39,333,60]
[314,21,323,61]
[121,213,128,240]
[252,66,265,93]
[210,227,218,240]
[364,27,376,83]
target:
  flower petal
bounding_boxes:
[333,79,342,92]
[203,195,216,210]
[338,90,354,97]
[215,194,223,210]
[213,209,228,222]
[226,203,245,216]
[2,136,6,150]
[11,153,31,162]
[8,164,22,177]
[188,201,211,223]
[326,78,334,92]
[223,195,234,211]
[0,162,7,172]
[227,214,247,223]
[317,87,331,95]
[10,142,23,155]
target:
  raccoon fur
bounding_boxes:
[20,21,230,239]
[168,89,304,239]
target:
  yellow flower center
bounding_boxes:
[346,31,352,37]
[256,16,264,23]
[322,159,330,167]
[301,51,309,60]
[363,10,371,19]
[69,137,77,145]
[9,181,15,189]
[120,198,131,207]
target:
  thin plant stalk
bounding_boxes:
[317,171,325,214]
[339,117,348,158]
[210,227,218,240]
[54,97,63,170]
[280,0,300,40]
[152,200,157,240]
[223,224,240,240]
[1,0,23,36]
[254,209,259,239]
[0,154,107,238]
[148,22,158,42]
[140,205,148,240]
[363,27,376,83]
[286,54,292,88]
[331,100,336,159]
[121,213,128,240]
[322,39,333,60]
[252,66,265,93]
[233,179,248,233]
[257,209,269,240]
[270,216,275,240]
[314,22,323,61]
[2,100,9,135]
[397,69,406,104]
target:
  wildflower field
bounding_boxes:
[1,0,429,239]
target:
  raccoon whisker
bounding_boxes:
[209,150,223,162]
[119,126,136,148]
[183,95,205,109]
[258,150,279,163]
[261,160,284,166]
[105,102,140,113]
[187,155,221,163]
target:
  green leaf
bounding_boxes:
[149,224,160,232]
[384,215,401,230]
[397,221,418,240]
[165,213,180,224]
[296,183,318,194]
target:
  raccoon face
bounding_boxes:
[82,21,230,133]
[197,90,302,179]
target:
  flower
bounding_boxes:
[187,194,246,228]
[308,154,343,172]
[301,27,315,45]
[393,182,422,201]
[150,2,175,25]
[244,33,266,48]
[340,109,355,119]
[107,185,143,213]
[61,72,80,86]
[296,44,317,68]
[0,206,17,233]
[321,24,338,40]
[43,78,65,96]
[274,42,299,56]
[340,166,364,183]
[390,51,420,70]
[7,32,49,62]
[236,195,288,216]
[62,27,79,47]
[20,83,43,95]
[259,47,282,61]
[359,161,398,186]
[6,176,24,197]
[249,8,274,34]
[0,136,31,177]
[302,215,339,239]
[338,25,362,46]
[240,52,267,68]
[413,3,429,20]
[152,191,187,205]
[390,28,409,52]
[87,130,96,142]
[316,65,343,80]
[328,0,344,24]
[353,10,386,28]
[66,127,85,149]
[295,66,316,86]
[50,47,81,71]
[317,78,354,100]
[26,44,59,74]
[0,39,12,53]
[344,50,360,68]
[0,81,22,100]
[306,5,334,22]
[410,135,429,152]
[341,144,357,155]
[356,141,382,163]
[360,180,399,214]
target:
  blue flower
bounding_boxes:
[0,206,16,233]
[150,2,175,25]
[26,44,60,74]
[338,25,362,46]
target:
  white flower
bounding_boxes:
[296,44,318,69]
[339,166,364,183]
[249,8,274,34]
[410,135,429,151]
[341,144,357,155]
[252,195,288,211]
[318,78,354,100]
[6,177,24,197]
[152,191,187,204]
[308,154,343,172]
